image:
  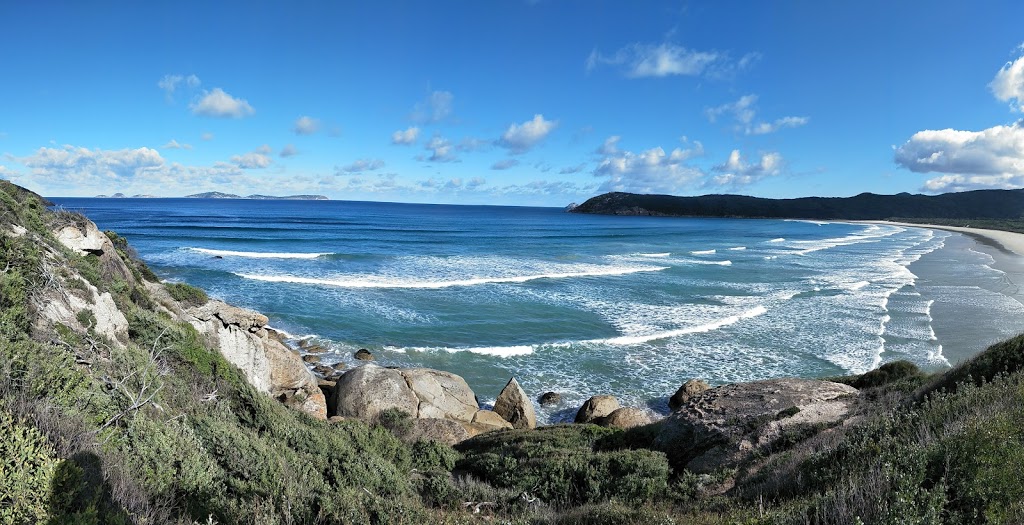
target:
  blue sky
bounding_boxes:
[1,1,1023,206]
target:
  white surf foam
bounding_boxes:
[690,249,716,255]
[596,305,768,345]
[636,252,671,258]
[399,344,536,357]
[236,265,669,289]
[682,259,732,266]
[768,238,785,243]
[728,246,747,251]
[190,247,329,259]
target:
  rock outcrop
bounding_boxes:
[575,395,620,424]
[183,299,327,419]
[653,378,858,473]
[492,377,537,429]
[538,391,561,406]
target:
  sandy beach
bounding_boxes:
[863,220,1024,257]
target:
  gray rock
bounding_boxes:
[403,368,479,422]
[472,409,513,429]
[492,377,537,429]
[354,348,374,361]
[669,379,710,411]
[575,395,620,424]
[653,378,858,473]
[302,354,321,364]
[333,366,419,420]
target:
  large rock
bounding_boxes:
[55,221,137,286]
[669,379,710,411]
[403,368,479,422]
[653,378,858,473]
[599,407,652,429]
[492,377,536,429]
[332,366,481,425]
[575,395,620,424]
[333,366,419,420]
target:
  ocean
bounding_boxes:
[50,198,1024,422]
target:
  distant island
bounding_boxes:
[94,192,329,200]
[570,189,1024,220]
[185,192,329,200]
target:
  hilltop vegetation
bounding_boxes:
[571,190,1024,220]
[3,179,1024,524]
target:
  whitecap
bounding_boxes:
[768,238,785,243]
[635,252,671,258]
[190,247,329,259]
[728,246,747,251]
[690,249,716,255]
[235,265,669,289]
[595,305,768,345]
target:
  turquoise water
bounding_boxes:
[52,198,1024,421]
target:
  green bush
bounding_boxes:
[0,412,61,524]
[165,282,209,307]
[412,439,459,472]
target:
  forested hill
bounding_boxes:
[569,189,1024,220]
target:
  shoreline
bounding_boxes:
[861,220,1024,257]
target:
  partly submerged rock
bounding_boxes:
[538,391,562,406]
[492,377,537,429]
[669,379,710,411]
[574,395,620,424]
[354,348,374,361]
[653,378,858,473]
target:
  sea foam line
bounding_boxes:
[236,265,669,289]
[690,249,716,255]
[596,305,768,345]
[190,247,330,259]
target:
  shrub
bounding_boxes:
[0,412,61,524]
[412,439,459,472]
[165,282,209,307]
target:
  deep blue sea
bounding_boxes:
[51,198,1024,422]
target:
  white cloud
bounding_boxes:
[586,43,721,78]
[491,159,519,170]
[391,126,420,145]
[499,114,557,154]
[200,132,214,141]
[466,177,486,189]
[162,139,192,150]
[990,52,1024,111]
[158,74,200,99]
[19,145,164,179]
[593,141,706,194]
[231,146,272,169]
[293,115,321,135]
[420,136,458,162]
[894,122,1024,191]
[191,88,255,118]
[412,90,454,123]
[279,144,298,158]
[337,158,385,174]
[457,137,492,152]
[709,150,783,187]
[748,116,810,135]
[706,94,807,135]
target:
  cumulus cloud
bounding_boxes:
[706,95,808,135]
[466,177,486,189]
[412,90,454,123]
[19,145,164,181]
[499,114,557,154]
[709,150,783,187]
[593,140,706,194]
[231,145,272,169]
[419,136,458,162]
[586,43,722,78]
[491,159,519,170]
[991,52,1024,112]
[293,115,321,135]
[336,158,385,174]
[595,136,621,155]
[162,139,192,150]
[279,144,298,158]
[191,88,255,118]
[391,126,420,145]
[894,122,1024,192]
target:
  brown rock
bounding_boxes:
[599,407,652,429]
[492,377,537,429]
[328,416,346,424]
[304,344,328,354]
[302,354,321,364]
[411,418,472,446]
[669,379,710,411]
[354,348,374,361]
[472,410,513,429]
[575,395,619,424]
